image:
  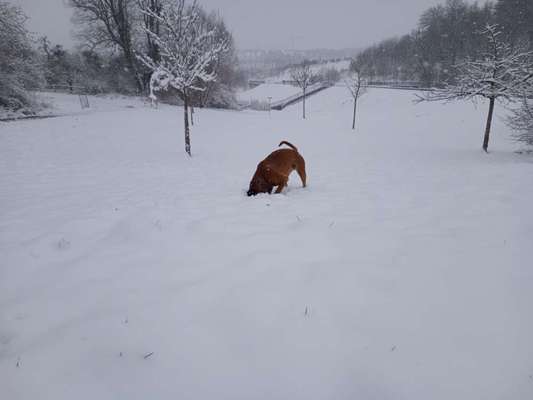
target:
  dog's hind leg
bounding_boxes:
[296,161,307,187]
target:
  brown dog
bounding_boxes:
[247,141,307,196]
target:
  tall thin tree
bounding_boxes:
[345,62,367,130]
[137,0,228,156]
[290,61,315,119]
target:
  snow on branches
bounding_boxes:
[0,2,44,110]
[508,98,533,146]
[137,0,228,100]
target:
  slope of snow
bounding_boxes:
[1,88,532,400]
[237,83,301,104]
[0,91,147,120]
[39,91,147,115]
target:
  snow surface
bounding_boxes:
[237,83,301,104]
[37,91,147,115]
[0,91,147,120]
[1,88,533,400]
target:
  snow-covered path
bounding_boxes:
[1,88,532,400]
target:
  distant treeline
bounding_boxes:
[355,0,533,86]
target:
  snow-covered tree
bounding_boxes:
[291,61,315,119]
[508,98,533,146]
[345,62,367,130]
[0,2,44,110]
[418,24,533,152]
[137,0,228,156]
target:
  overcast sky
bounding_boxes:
[11,0,475,50]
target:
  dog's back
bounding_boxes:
[263,148,300,165]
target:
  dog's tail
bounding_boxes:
[279,141,298,152]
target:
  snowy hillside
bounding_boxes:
[1,88,532,400]
[0,92,147,121]
[236,83,301,105]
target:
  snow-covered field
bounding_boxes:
[1,88,532,400]
[37,91,147,115]
[237,83,301,105]
[0,91,147,121]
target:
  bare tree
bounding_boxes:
[139,0,162,62]
[345,62,367,130]
[291,61,315,119]
[68,0,144,92]
[417,24,533,152]
[137,0,228,156]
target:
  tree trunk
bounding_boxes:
[352,97,358,130]
[303,88,306,119]
[124,49,144,93]
[120,1,143,94]
[131,66,144,94]
[190,105,194,126]
[183,95,191,156]
[483,97,495,152]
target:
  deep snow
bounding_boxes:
[1,87,532,400]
